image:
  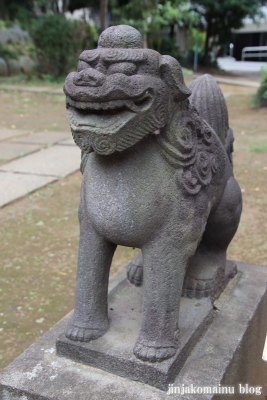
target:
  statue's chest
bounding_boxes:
[82,149,175,245]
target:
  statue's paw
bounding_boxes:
[127,262,143,287]
[182,275,212,299]
[133,343,176,363]
[65,322,108,342]
[183,247,227,299]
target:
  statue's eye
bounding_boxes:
[108,62,137,76]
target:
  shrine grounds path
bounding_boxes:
[0,75,266,370]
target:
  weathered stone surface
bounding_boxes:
[174,262,267,400]
[0,145,80,177]
[0,142,42,163]
[0,25,31,45]
[6,59,20,75]
[18,55,35,74]
[57,278,214,390]
[0,57,8,77]
[13,131,70,145]
[0,171,56,207]
[0,30,9,45]
[63,24,242,365]
[0,262,266,399]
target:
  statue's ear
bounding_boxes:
[159,55,191,102]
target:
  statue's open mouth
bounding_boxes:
[66,91,153,134]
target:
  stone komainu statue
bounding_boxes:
[63,25,242,363]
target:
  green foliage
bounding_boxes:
[251,68,267,108]
[110,0,201,55]
[39,73,65,84]
[111,0,199,35]
[158,1,200,28]
[30,14,97,77]
[0,0,34,26]
[152,36,182,58]
[111,0,163,37]
[0,19,13,29]
[0,43,18,59]
[0,19,36,60]
[0,20,6,30]
[179,27,205,66]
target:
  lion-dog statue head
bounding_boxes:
[64,25,191,156]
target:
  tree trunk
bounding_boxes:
[100,0,108,32]
[62,0,69,13]
[169,24,175,39]
[143,33,148,48]
[0,0,7,20]
[203,16,212,65]
[51,0,60,14]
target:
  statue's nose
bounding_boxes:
[73,68,105,87]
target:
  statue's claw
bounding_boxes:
[127,263,143,286]
[126,252,143,286]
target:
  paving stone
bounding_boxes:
[13,131,70,145]
[59,137,76,146]
[0,142,42,163]
[0,145,81,177]
[0,128,29,142]
[0,172,56,207]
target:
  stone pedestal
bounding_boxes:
[1,262,267,400]
[56,279,214,391]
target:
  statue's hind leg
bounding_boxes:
[183,176,242,300]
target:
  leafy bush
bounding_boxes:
[30,14,97,77]
[151,36,183,60]
[0,42,36,61]
[0,19,34,60]
[252,68,267,108]
[0,43,19,59]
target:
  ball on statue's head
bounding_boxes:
[98,25,143,49]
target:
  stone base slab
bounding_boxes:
[1,262,267,400]
[56,279,214,391]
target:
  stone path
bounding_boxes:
[217,57,267,74]
[211,75,260,88]
[0,128,80,207]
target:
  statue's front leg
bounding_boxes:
[134,237,196,362]
[65,203,116,342]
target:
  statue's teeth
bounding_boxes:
[68,99,132,111]
[91,102,101,110]
[101,102,109,110]
[126,100,139,112]
[110,100,124,109]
